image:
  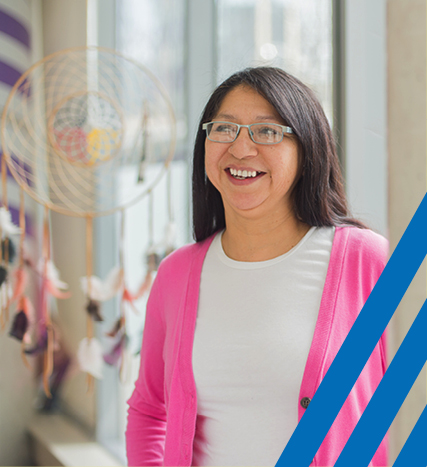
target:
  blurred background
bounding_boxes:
[0,0,425,465]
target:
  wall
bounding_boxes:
[344,0,388,236]
[41,0,96,431]
[387,0,426,462]
[0,0,41,464]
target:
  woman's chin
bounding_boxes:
[224,199,267,218]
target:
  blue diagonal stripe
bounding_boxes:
[276,194,427,467]
[393,405,427,467]
[335,300,427,466]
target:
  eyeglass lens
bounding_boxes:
[207,122,284,144]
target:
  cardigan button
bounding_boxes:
[300,397,311,409]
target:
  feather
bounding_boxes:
[45,279,72,299]
[37,259,71,299]
[80,267,123,301]
[24,331,48,355]
[103,267,124,296]
[9,310,28,341]
[37,259,69,289]
[131,252,159,300]
[0,281,12,329]
[146,251,161,271]
[122,288,139,314]
[79,275,104,301]
[45,260,69,290]
[1,238,16,263]
[105,317,124,338]
[103,334,127,367]
[77,337,104,379]
[9,295,35,343]
[0,266,7,287]
[0,208,21,236]
[86,299,103,322]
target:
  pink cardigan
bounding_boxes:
[126,227,389,466]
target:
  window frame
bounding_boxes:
[92,0,387,463]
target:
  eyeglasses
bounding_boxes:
[202,121,293,145]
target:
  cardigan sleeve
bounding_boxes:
[126,268,167,466]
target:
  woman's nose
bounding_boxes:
[228,128,258,158]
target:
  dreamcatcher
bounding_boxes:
[1,46,176,395]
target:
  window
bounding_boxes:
[96,0,336,461]
[217,0,333,121]
[100,0,188,461]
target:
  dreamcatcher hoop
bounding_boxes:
[0,46,178,394]
[1,46,177,217]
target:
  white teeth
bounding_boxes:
[229,168,259,179]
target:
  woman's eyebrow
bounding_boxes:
[254,115,281,122]
[214,113,236,121]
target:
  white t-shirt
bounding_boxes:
[192,226,335,466]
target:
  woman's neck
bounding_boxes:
[221,211,311,262]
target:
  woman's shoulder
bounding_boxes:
[147,235,216,311]
[157,234,216,277]
[335,225,389,267]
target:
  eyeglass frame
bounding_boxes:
[202,121,294,145]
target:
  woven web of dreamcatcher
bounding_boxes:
[1,46,176,217]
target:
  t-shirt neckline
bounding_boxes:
[214,226,318,270]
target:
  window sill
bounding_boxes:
[28,413,124,466]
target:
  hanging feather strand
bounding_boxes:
[78,215,104,387]
[34,256,72,300]
[0,168,21,326]
[7,267,28,307]
[41,206,54,398]
[80,266,123,302]
[77,337,104,379]
[0,207,22,236]
[85,298,103,322]
[137,101,149,183]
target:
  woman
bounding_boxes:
[126,67,388,466]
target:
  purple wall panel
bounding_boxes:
[0,60,24,88]
[0,9,30,49]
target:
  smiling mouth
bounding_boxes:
[227,168,265,180]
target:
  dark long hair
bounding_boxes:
[192,67,364,242]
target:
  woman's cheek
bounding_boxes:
[204,147,223,191]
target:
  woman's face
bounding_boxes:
[204,85,300,223]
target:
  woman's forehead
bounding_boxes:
[213,85,284,123]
